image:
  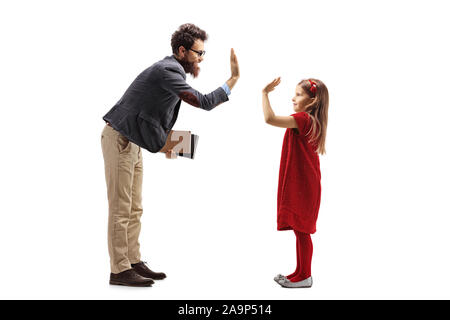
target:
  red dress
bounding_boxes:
[277,112,321,234]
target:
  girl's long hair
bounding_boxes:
[298,78,329,155]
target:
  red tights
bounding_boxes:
[287,230,313,282]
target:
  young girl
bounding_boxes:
[262,77,329,288]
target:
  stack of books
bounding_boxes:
[159,130,199,159]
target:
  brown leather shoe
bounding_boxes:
[131,261,166,280]
[109,269,154,287]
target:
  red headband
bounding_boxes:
[308,80,317,96]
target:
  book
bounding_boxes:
[159,130,199,159]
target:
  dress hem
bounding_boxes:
[277,206,317,234]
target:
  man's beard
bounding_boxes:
[178,56,200,78]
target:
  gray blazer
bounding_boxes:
[103,55,229,153]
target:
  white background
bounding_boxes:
[1,0,449,299]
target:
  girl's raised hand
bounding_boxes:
[262,77,281,94]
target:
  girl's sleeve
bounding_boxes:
[291,112,311,136]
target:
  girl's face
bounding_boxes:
[292,85,312,113]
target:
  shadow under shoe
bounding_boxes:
[132,261,167,280]
[110,269,154,287]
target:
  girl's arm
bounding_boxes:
[262,77,298,129]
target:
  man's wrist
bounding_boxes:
[221,83,231,96]
[226,76,239,89]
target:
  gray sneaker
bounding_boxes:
[277,276,313,288]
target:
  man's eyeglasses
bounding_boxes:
[189,48,206,57]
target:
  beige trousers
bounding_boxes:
[101,124,143,274]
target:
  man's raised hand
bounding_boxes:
[226,48,240,90]
[230,48,240,79]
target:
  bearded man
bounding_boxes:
[101,23,240,287]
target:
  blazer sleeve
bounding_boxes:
[161,66,229,111]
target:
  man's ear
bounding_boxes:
[177,46,186,58]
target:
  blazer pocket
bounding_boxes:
[137,113,166,152]
[138,112,161,128]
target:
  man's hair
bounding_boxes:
[171,23,208,55]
